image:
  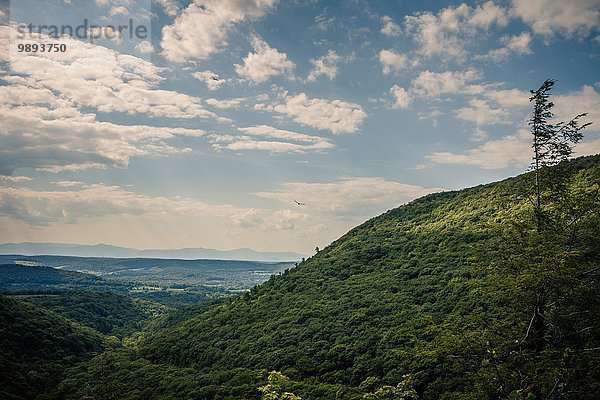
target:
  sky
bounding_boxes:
[0,0,599,255]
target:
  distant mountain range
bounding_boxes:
[0,242,304,262]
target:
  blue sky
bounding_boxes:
[0,0,599,254]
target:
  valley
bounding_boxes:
[0,256,296,307]
[1,155,598,399]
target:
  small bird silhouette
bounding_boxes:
[211,75,219,81]
[294,199,306,206]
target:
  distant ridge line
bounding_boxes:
[0,242,304,262]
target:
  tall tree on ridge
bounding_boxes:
[529,79,591,230]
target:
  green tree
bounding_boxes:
[259,371,302,400]
[420,82,599,399]
[476,80,599,398]
[481,166,600,398]
[363,375,419,400]
[526,79,593,357]
[529,78,591,230]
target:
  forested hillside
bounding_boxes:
[28,291,168,338]
[48,155,599,400]
[0,263,128,292]
[0,290,175,400]
[0,296,103,400]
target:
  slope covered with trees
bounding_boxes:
[28,291,168,338]
[57,154,593,400]
[0,263,128,292]
[0,296,104,400]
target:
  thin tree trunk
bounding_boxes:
[534,126,542,232]
[533,293,547,353]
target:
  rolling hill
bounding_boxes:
[0,257,297,307]
[0,296,104,400]
[0,263,129,293]
[135,155,599,399]
[5,155,598,400]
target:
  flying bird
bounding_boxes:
[294,200,306,206]
[211,75,219,81]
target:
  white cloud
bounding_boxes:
[231,208,264,228]
[255,177,443,219]
[503,32,533,54]
[484,88,531,108]
[264,209,308,231]
[307,50,341,81]
[211,125,334,154]
[0,184,237,226]
[4,26,218,120]
[238,125,330,144]
[3,176,443,240]
[379,49,406,75]
[470,1,509,29]
[412,69,485,98]
[95,0,116,6]
[404,3,470,60]
[269,93,367,134]
[231,208,308,231]
[381,15,401,37]
[0,176,33,185]
[314,12,336,30]
[154,0,180,17]
[454,99,511,125]
[0,88,207,175]
[86,26,123,44]
[53,181,85,187]
[554,85,600,132]
[161,0,276,63]
[427,129,532,169]
[214,140,311,153]
[109,6,129,16]
[95,0,131,6]
[418,108,443,126]
[480,32,532,61]
[135,40,155,54]
[428,114,599,169]
[0,28,213,176]
[192,70,225,91]
[510,0,600,38]
[235,35,295,83]
[205,98,244,109]
[472,127,488,141]
[427,84,600,169]
[389,85,413,109]
[404,2,508,61]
